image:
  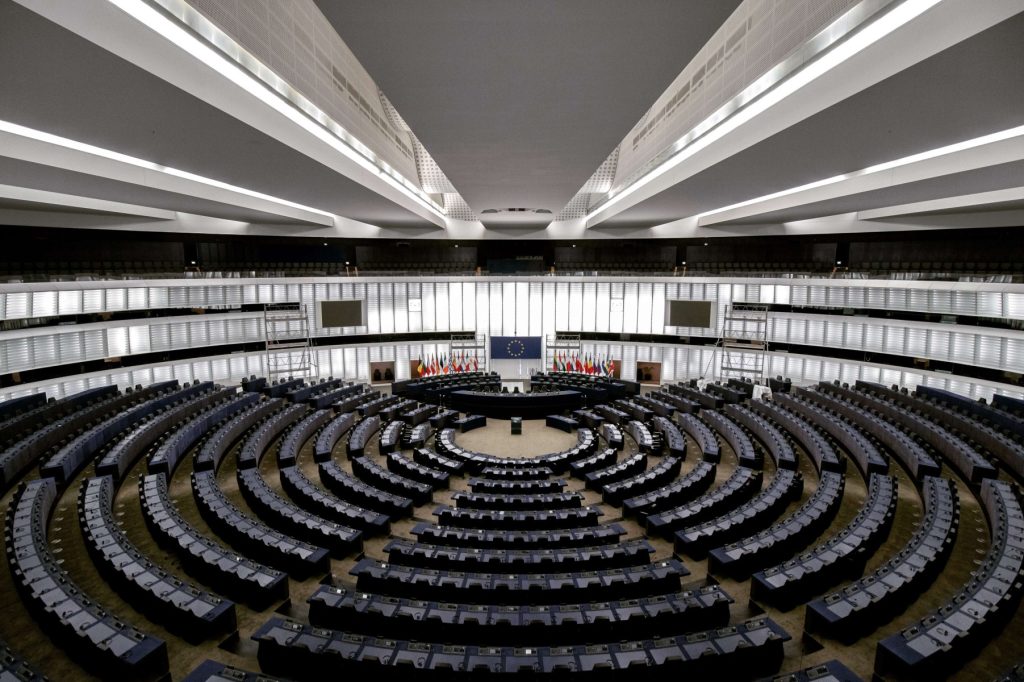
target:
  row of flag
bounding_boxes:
[417,351,480,376]
[552,351,615,376]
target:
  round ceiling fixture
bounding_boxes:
[481,208,552,214]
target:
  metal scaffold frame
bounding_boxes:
[450,332,486,370]
[709,303,769,383]
[545,333,581,370]
[263,302,316,378]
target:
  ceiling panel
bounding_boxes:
[0,156,321,224]
[602,12,1024,229]
[0,1,1020,238]
[712,160,1024,226]
[318,0,743,221]
[0,1,430,228]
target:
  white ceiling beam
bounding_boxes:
[858,186,1024,220]
[14,0,446,228]
[0,183,175,219]
[0,121,336,226]
[586,0,1024,227]
[696,126,1024,226]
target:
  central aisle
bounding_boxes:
[453,419,579,458]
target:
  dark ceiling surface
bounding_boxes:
[601,12,1024,230]
[0,1,429,228]
[317,0,744,220]
[1,1,1020,237]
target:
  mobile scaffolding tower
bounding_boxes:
[264,303,316,379]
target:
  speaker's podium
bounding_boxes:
[510,417,523,435]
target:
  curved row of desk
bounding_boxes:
[0,373,1020,681]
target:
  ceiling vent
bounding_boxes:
[481,208,552,214]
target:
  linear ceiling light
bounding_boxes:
[585,0,943,224]
[106,0,447,220]
[694,124,1024,223]
[0,119,338,223]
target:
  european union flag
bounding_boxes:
[490,336,543,359]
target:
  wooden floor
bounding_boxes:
[0,399,1020,681]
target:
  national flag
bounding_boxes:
[575,353,584,373]
[417,357,425,376]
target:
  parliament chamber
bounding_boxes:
[1,0,1023,679]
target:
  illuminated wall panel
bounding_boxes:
[502,282,517,335]
[2,277,1023,397]
[4,338,1019,404]
[529,283,544,337]
[463,282,477,333]
[448,281,462,333]
[488,282,503,335]
[554,282,570,331]
[568,282,584,333]
[515,282,530,336]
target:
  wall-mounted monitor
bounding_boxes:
[318,300,366,328]
[666,300,714,328]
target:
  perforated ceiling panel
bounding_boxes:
[187,0,416,176]
[556,146,620,220]
[621,0,866,171]
[559,0,875,219]
[185,0,472,215]
[379,88,475,219]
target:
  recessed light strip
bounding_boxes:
[695,125,1024,223]
[0,119,337,224]
[585,0,942,224]
[108,0,447,220]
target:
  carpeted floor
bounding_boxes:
[455,419,578,457]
